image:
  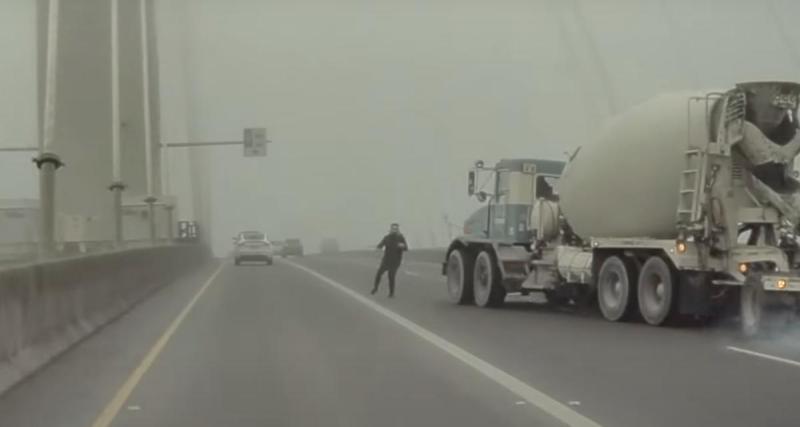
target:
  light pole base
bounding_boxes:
[144,196,158,243]
[109,181,126,247]
[35,152,63,259]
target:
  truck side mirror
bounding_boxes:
[476,191,487,203]
[468,171,476,196]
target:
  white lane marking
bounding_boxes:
[405,270,421,277]
[91,261,226,427]
[726,346,800,368]
[283,259,602,427]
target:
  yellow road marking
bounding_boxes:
[90,261,225,427]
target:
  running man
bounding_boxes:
[371,223,408,297]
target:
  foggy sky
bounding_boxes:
[0,0,37,200]
[171,0,800,254]
[4,0,800,255]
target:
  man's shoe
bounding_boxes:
[370,287,377,295]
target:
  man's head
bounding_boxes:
[389,223,400,234]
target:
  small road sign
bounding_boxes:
[243,128,269,157]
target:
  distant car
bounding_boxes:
[272,240,286,254]
[281,238,304,257]
[320,238,340,254]
[233,231,274,265]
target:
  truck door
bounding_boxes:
[493,170,513,240]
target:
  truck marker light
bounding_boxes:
[738,263,749,274]
[777,279,788,289]
[676,241,687,254]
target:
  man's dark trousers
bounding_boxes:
[373,259,400,296]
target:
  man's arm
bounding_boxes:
[376,235,387,249]
[399,235,408,251]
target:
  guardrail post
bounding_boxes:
[165,204,175,240]
[145,196,157,243]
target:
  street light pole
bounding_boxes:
[109,0,125,247]
[0,146,37,152]
[140,0,157,243]
[36,0,63,259]
[158,129,269,244]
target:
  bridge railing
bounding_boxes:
[0,238,182,268]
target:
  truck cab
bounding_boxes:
[465,158,564,243]
[444,158,565,307]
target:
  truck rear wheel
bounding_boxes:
[473,251,506,307]
[446,249,474,305]
[597,256,637,322]
[637,256,677,326]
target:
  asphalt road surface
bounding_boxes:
[2,252,800,427]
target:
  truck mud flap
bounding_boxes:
[678,272,712,316]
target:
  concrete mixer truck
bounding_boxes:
[443,81,800,335]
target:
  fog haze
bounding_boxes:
[4,0,800,254]
[166,0,800,254]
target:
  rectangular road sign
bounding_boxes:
[243,127,268,157]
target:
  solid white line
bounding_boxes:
[91,261,226,427]
[726,346,800,368]
[405,270,421,277]
[283,259,602,427]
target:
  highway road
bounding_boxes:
[2,252,800,426]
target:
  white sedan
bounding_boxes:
[233,231,274,266]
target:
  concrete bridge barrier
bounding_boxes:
[0,244,209,394]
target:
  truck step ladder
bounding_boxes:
[677,90,745,228]
[677,148,707,224]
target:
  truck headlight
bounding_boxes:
[777,279,788,290]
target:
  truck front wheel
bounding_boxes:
[637,256,677,326]
[597,256,638,322]
[473,251,506,308]
[446,249,474,305]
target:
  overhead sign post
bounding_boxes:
[243,127,268,157]
[467,171,476,196]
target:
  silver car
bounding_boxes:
[233,231,274,266]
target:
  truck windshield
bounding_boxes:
[536,176,559,201]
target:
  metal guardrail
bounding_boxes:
[0,238,177,267]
